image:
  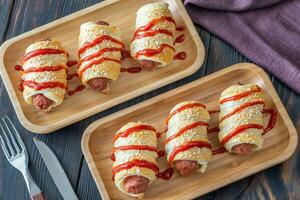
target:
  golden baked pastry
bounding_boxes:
[218,84,265,154]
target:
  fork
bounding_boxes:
[0,116,44,200]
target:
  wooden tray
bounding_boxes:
[81,63,298,200]
[0,0,204,134]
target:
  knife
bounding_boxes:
[33,137,78,200]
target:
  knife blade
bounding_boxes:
[33,137,78,200]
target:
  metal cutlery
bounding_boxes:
[33,137,78,200]
[0,116,44,200]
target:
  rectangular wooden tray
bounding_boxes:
[0,0,204,133]
[81,63,298,200]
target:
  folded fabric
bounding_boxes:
[185,0,300,93]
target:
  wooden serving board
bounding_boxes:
[0,0,204,133]
[81,63,298,200]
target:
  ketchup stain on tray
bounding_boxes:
[207,127,220,134]
[158,150,166,158]
[110,154,116,162]
[68,85,85,96]
[18,79,24,92]
[67,73,79,80]
[262,108,277,134]
[157,168,174,180]
[67,60,78,67]
[121,67,142,74]
[15,65,23,71]
[212,147,226,155]
[173,52,187,60]
[121,50,132,60]
[208,109,220,114]
[176,26,185,32]
[174,34,185,45]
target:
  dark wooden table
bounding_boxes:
[0,1,299,200]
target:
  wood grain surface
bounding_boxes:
[81,63,298,200]
[0,1,299,200]
[0,0,205,134]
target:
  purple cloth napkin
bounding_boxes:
[184,0,300,93]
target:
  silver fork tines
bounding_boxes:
[0,116,43,199]
[0,116,24,158]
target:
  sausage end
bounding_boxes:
[88,77,110,93]
[32,94,54,111]
[175,160,199,176]
[123,175,150,194]
[232,143,255,155]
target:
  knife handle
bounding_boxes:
[32,193,45,200]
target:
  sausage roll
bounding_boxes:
[164,101,212,176]
[112,122,158,198]
[218,84,265,155]
[21,40,68,111]
[78,21,124,92]
[130,2,176,70]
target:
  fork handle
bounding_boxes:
[21,169,45,200]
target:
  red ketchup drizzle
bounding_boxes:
[156,128,168,138]
[220,100,265,122]
[212,147,226,155]
[121,49,132,60]
[134,44,175,59]
[208,109,220,114]
[67,73,79,80]
[113,125,156,144]
[220,124,264,145]
[174,34,185,45]
[67,60,78,67]
[120,67,142,74]
[22,48,68,63]
[219,87,262,105]
[132,30,173,42]
[157,168,174,180]
[22,80,67,90]
[112,159,159,180]
[18,79,24,92]
[173,52,187,60]
[68,85,85,96]
[166,102,206,125]
[164,121,209,146]
[78,35,124,56]
[110,154,116,162]
[207,127,220,134]
[24,65,66,73]
[262,109,277,134]
[168,141,212,165]
[133,16,176,37]
[80,47,124,64]
[78,58,121,78]
[15,65,23,71]
[176,26,185,32]
[112,145,157,154]
[158,150,166,158]
[132,16,176,58]
[111,145,159,162]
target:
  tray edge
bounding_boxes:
[81,62,298,200]
[81,63,298,199]
[0,0,205,134]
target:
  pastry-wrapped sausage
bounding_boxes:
[78,21,124,92]
[21,40,68,111]
[130,2,176,70]
[164,101,212,176]
[218,84,265,155]
[112,122,158,198]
